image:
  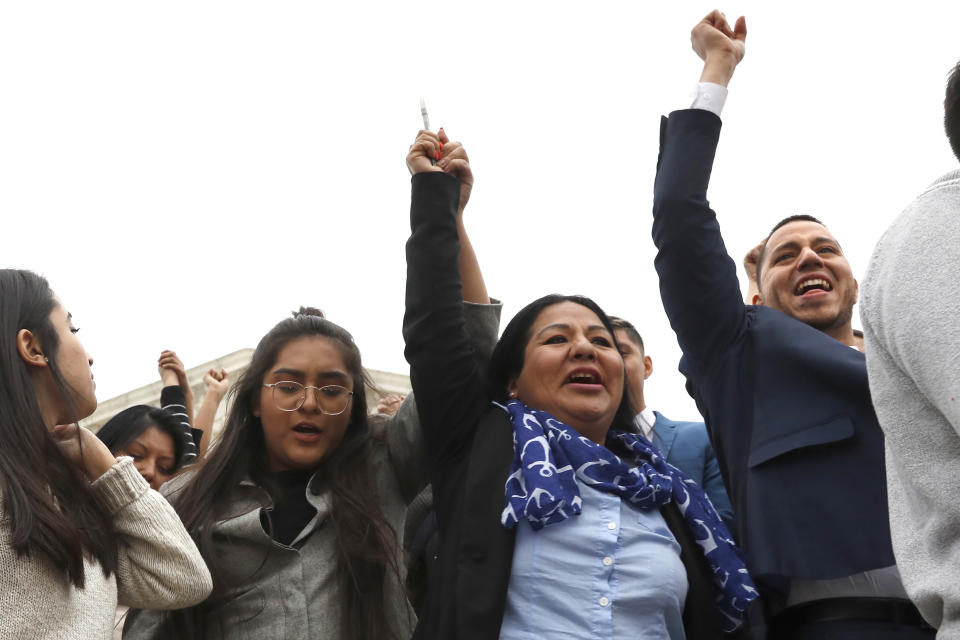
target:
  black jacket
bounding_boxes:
[404,171,731,639]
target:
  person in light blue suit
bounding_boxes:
[610,316,735,532]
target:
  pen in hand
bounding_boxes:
[420,98,437,166]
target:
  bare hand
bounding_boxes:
[203,367,230,399]
[691,10,746,86]
[158,350,188,387]
[376,393,405,417]
[52,423,117,481]
[406,130,445,175]
[437,128,474,214]
[159,350,195,420]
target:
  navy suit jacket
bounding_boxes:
[652,109,893,591]
[653,411,735,532]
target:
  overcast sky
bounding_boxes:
[2,2,958,419]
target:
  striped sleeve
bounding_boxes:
[159,385,198,465]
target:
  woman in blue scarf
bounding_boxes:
[403,129,757,640]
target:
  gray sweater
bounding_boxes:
[0,457,212,639]
[861,168,960,634]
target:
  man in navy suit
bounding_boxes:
[610,316,735,532]
[652,10,933,638]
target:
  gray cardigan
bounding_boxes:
[861,169,960,633]
[123,301,501,639]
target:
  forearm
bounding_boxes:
[93,458,212,609]
[457,214,489,304]
[192,391,225,457]
[161,385,199,463]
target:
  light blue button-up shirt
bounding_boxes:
[499,480,688,639]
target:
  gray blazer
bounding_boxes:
[123,301,502,639]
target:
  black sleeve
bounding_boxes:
[402,172,491,472]
[159,385,199,465]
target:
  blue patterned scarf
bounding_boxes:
[500,400,758,631]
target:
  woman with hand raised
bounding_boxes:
[402,127,757,639]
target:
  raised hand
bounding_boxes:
[158,349,195,422]
[407,130,445,176]
[437,128,474,214]
[691,10,746,86]
[203,367,230,400]
[376,393,405,417]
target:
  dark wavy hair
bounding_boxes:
[0,269,117,588]
[155,307,401,640]
[946,58,960,162]
[97,405,186,468]
[486,294,638,434]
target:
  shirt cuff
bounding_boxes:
[686,82,728,117]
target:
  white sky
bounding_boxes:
[2,2,958,419]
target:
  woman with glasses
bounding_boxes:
[123,132,500,638]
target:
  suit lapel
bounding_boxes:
[653,411,679,459]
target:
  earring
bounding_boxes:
[43,357,49,363]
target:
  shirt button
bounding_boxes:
[606,522,617,530]
[602,556,613,566]
[599,596,610,607]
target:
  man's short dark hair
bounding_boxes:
[755,214,827,287]
[608,316,644,352]
[946,59,960,163]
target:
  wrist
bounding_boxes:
[87,449,118,481]
[700,53,738,87]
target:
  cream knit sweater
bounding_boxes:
[0,457,212,639]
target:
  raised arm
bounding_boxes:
[158,351,199,464]
[402,130,492,471]
[652,11,748,372]
[439,127,490,305]
[193,367,230,457]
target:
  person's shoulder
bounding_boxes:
[160,466,198,499]
[670,417,709,438]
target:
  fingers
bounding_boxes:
[439,140,468,161]
[205,367,228,382]
[406,129,446,175]
[734,16,747,42]
[158,350,184,370]
[440,158,472,179]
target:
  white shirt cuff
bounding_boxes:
[685,82,728,117]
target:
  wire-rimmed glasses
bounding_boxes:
[262,381,354,415]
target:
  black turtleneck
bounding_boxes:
[264,469,317,546]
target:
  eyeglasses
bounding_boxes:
[262,381,354,415]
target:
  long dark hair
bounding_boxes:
[159,307,400,640]
[0,269,117,588]
[97,405,186,468]
[487,294,638,434]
